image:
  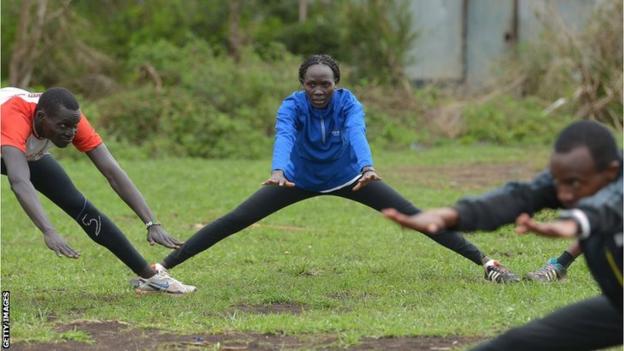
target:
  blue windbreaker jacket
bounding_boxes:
[271,88,373,192]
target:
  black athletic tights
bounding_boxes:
[470,295,623,351]
[1,155,153,278]
[163,180,485,269]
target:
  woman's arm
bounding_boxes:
[343,93,373,171]
[271,97,298,173]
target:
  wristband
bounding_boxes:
[361,166,375,174]
[145,221,161,229]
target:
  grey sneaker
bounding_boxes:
[133,263,197,294]
[484,260,520,283]
[526,258,567,282]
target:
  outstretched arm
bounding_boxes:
[344,92,377,191]
[86,144,183,249]
[2,146,79,258]
[452,171,560,231]
[384,171,562,234]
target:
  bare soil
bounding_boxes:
[11,320,483,351]
[390,161,543,190]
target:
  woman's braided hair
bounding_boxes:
[298,54,340,84]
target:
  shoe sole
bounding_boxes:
[524,275,567,282]
[134,288,194,295]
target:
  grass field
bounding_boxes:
[1,144,600,350]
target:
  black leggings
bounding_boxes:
[2,155,153,278]
[163,181,485,269]
[470,295,623,351]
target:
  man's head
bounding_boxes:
[550,120,621,207]
[35,87,81,148]
[298,54,340,108]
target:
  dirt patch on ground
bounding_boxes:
[391,161,543,190]
[351,336,483,350]
[11,320,483,351]
[12,320,335,351]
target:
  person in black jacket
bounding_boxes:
[383,120,622,351]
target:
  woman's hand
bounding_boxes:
[352,169,381,191]
[262,170,295,187]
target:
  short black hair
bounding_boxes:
[554,120,620,171]
[298,54,340,84]
[36,87,80,119]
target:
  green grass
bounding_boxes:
[1,144,598,348]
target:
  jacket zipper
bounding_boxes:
[320,118,326,144]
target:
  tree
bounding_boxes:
[9,0,71,87]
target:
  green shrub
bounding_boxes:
[87,40,308,159]
[460,96,575,145]
[496,0,622,130]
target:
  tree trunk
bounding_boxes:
[9,0,48,88]
[228,0,241,62]
[299,0,308,23]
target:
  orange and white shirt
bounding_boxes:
[0,87,102,161]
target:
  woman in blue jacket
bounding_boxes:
[157,54,516,283]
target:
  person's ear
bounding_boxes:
[604,160,620,181]
[36,109,47,121]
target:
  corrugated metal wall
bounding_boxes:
[405,0,599,86]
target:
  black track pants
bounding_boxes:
[163,181,485,269]
[2,155,153,278]
[471,295,623,351]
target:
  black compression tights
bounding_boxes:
[163,181,485,269]
[471,295,622,351]
[2,155,154,278]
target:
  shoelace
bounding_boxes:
[536,264,559,280]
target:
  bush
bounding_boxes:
[341,0,418,89]
[496,0,622,130]
[89,40,305,159]
[459,96,575,145]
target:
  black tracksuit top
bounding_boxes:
[452,168,623,311]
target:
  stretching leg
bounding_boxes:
[163,186,317,269]
[331,181,485,265]
[21,156,154,278]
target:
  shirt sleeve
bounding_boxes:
[72,113,103,152]
[343,91,373,170]
[1,97,33,153]
[271,97,298,171]
[453,170,561,231]
[561,176,623,240]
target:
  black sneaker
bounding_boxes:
[526,258,567,282]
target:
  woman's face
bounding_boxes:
[302,64,336,108]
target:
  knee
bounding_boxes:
[50,191,88,218]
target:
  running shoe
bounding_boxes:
[525,258,567,282]
[484,260,520,283]
[133,263,197,294]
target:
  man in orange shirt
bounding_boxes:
[1,87,195,294]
